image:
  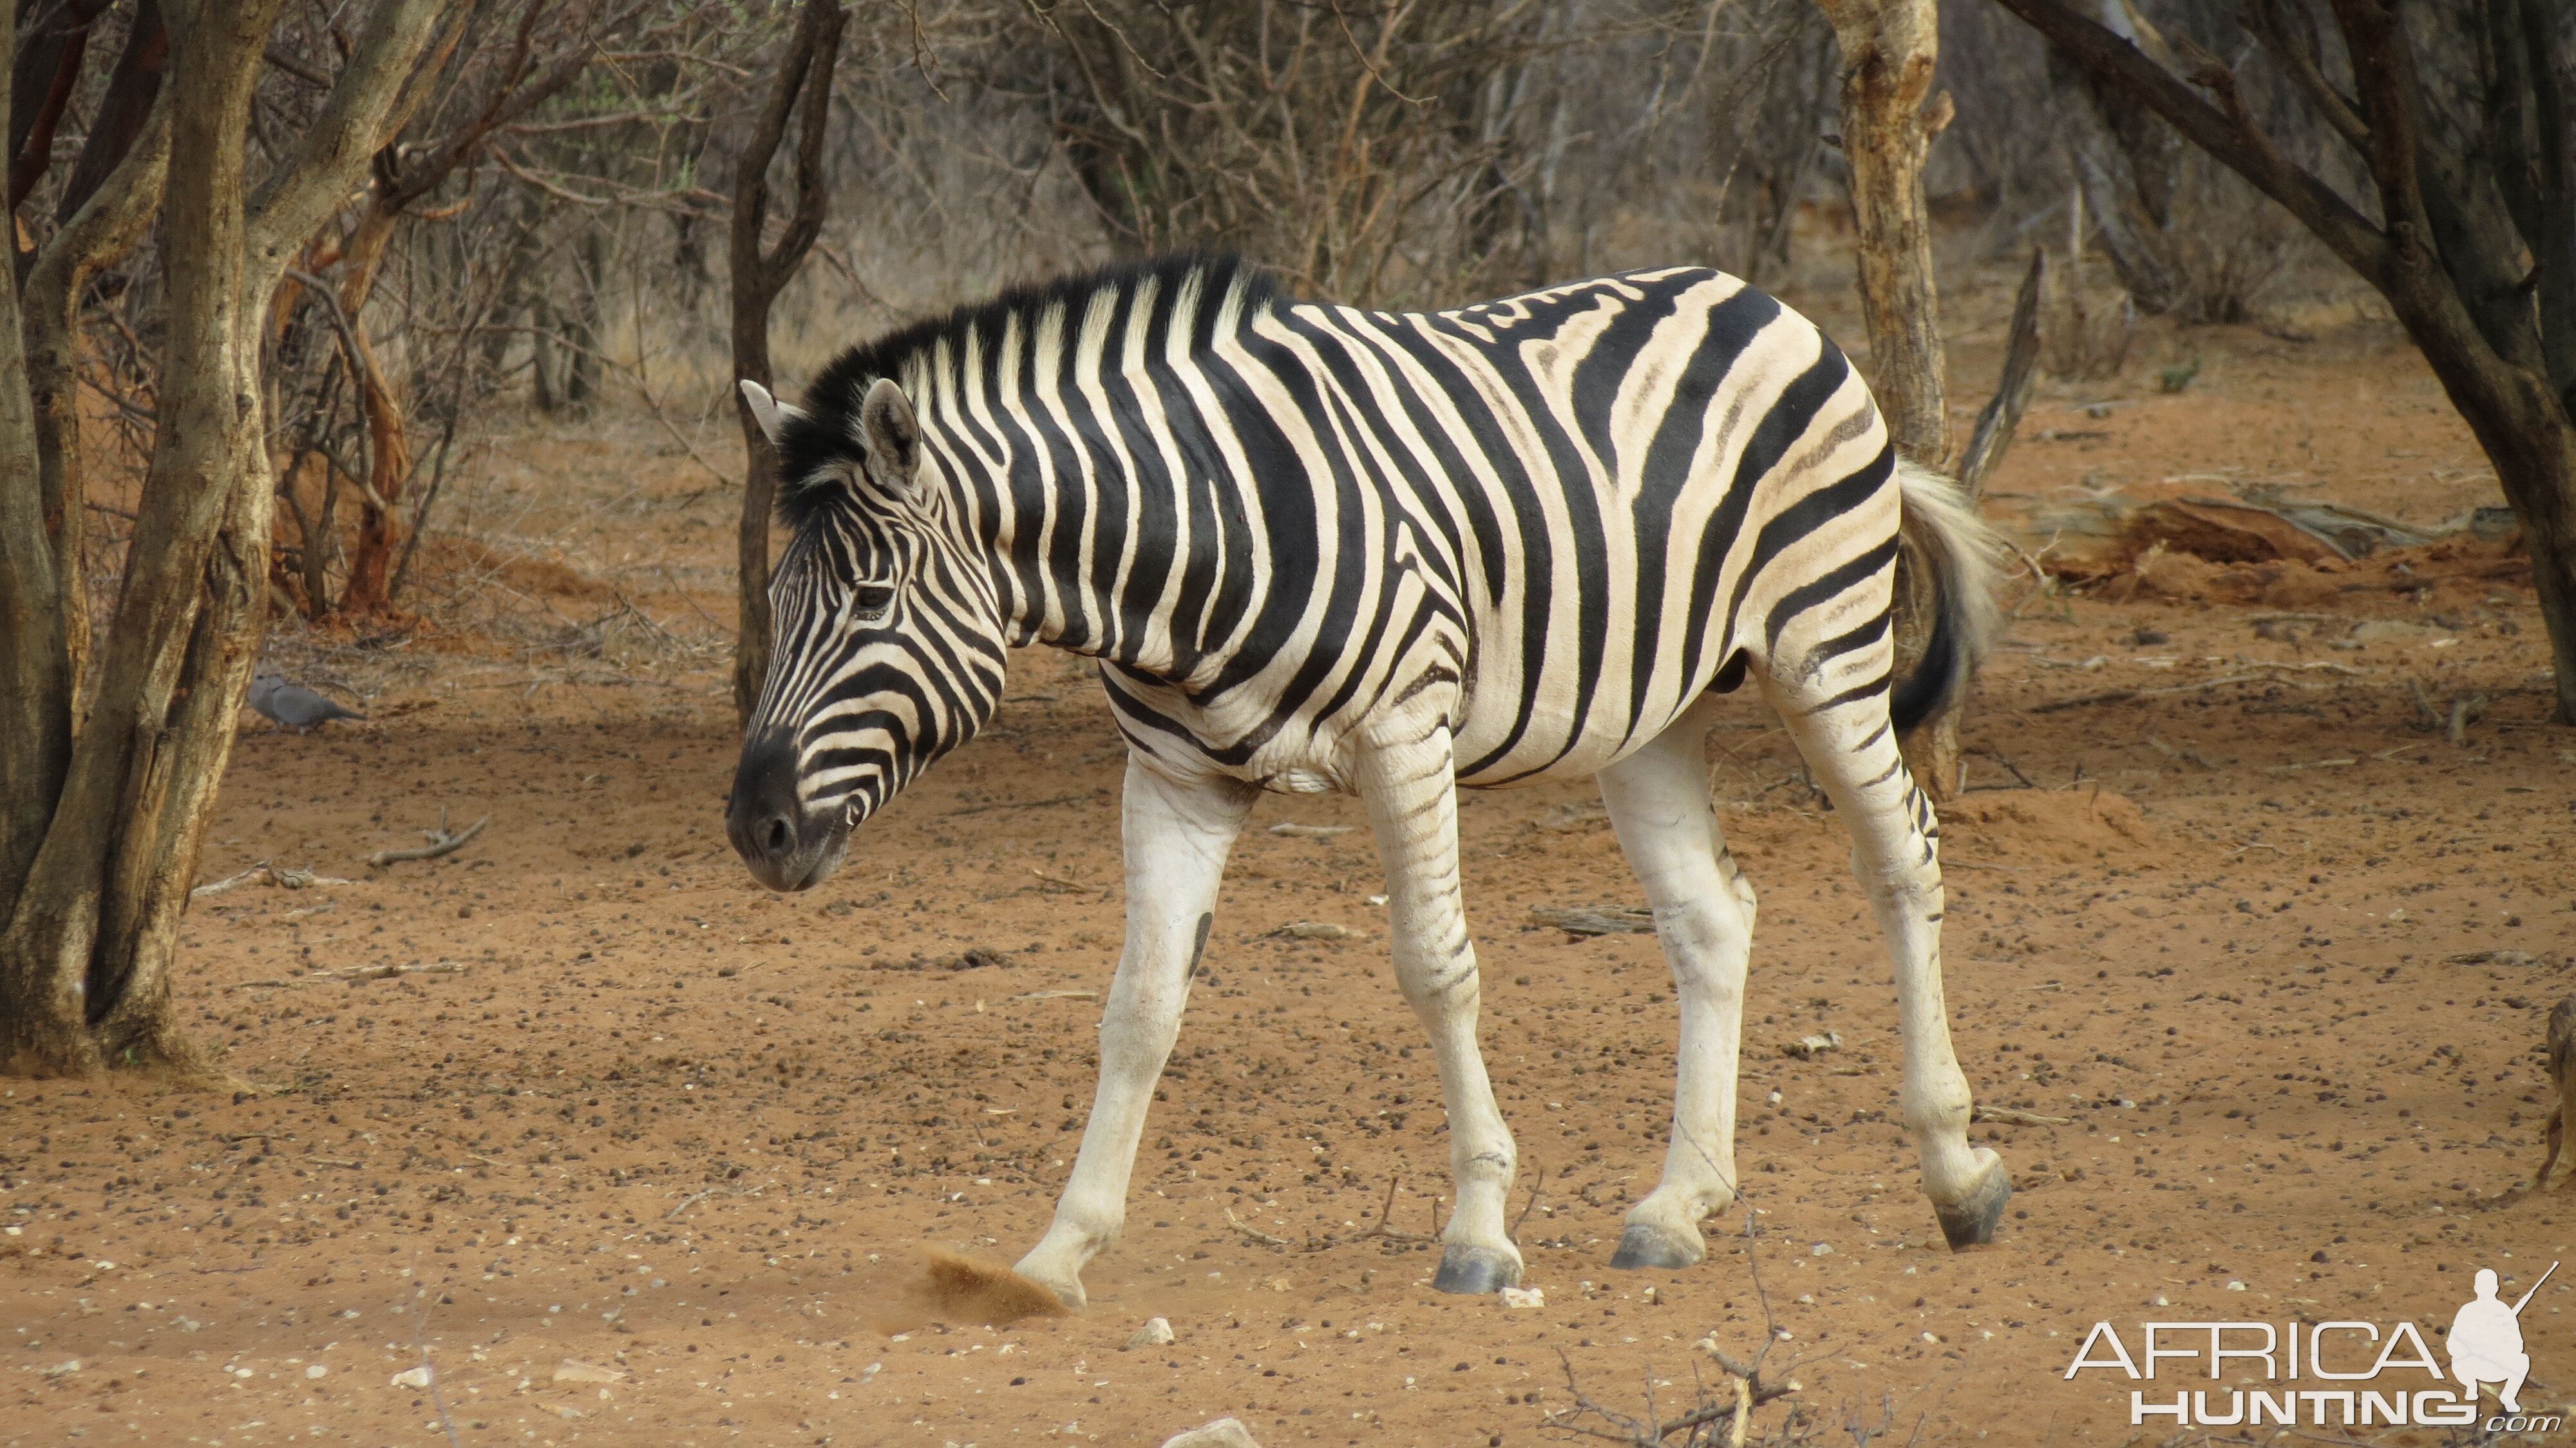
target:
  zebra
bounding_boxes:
[726,255,2010,1308]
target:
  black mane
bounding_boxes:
[771,254,1282,530]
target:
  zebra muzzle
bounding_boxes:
[725,728,851,891]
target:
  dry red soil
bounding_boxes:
[6,308,2574,1448]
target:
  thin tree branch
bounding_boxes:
[243,0,451,281]
[1989,0,2390,276]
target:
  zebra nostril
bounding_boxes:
[763,817,791,857]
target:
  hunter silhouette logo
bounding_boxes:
[2450,1262,2552,1415]
[2065,1261,2562,1431]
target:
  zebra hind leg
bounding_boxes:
[1596,697,1754,1272]
[1766,678,2009,1250]
[1357,726,1524,1295]
[1013,757,1256,1310]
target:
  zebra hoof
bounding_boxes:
[1431,1245,1520,1295]
[1608,1222,1702,1272]
[1010,1259,1087,1313]
[1933,1159,2011,1251]
[1609,1221,1703,1272]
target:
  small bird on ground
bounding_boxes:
[248,670,366,734]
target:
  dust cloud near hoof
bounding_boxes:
[859,1248,1070,1334]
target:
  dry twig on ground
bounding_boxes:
[366,810,491,867]
[405,1267,462,1448]
[1972,1105,2074,1127]
[192,862,363,897]
[1539,1213,1803,1445]
[231,962,466,989]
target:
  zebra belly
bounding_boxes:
[1446,663,1719,787]
[1099,646,1718,794]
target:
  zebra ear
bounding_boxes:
[738,379,806,447]
[858,377,920,487]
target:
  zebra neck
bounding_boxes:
[931,391,1214,680]
[905,261,1278,680]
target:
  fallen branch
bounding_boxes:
[1223,1205,1292,1248]
[663,1180,772,1221]
[1268,920,1363,941]
[272,866,360,889]
[1972,1105,2075,1127]
[1032,870,1110,898]
[1531,905,1656,936]
[192,861,273,897]
[192,862,362,897]
[366,812,490,868]
[232,962,466,989]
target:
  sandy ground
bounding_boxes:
[7,303,2575,1448]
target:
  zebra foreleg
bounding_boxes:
[1770,684,2009,1251]
[1014,757,1256,1311]
[1596,702,1753,1272]
[1357,727,1523,1295]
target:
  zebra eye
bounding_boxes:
[852,584,896,619]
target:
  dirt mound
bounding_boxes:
[859,1249,1070,1334]
[1939,788,2158,865]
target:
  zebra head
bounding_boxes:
[726,376,1007,891]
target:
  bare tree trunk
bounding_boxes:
[1815,0,1950,465]
[1814,0,1966,795]
[0,0,284,1074]
[1,7,173,946]
[729,0,846,723]
[23,0,171,694]
[0,0,448,1077]
[0,0,61,942]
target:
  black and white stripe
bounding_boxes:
[737,257,1985,847]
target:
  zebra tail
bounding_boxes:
[1886,457,2008,734]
